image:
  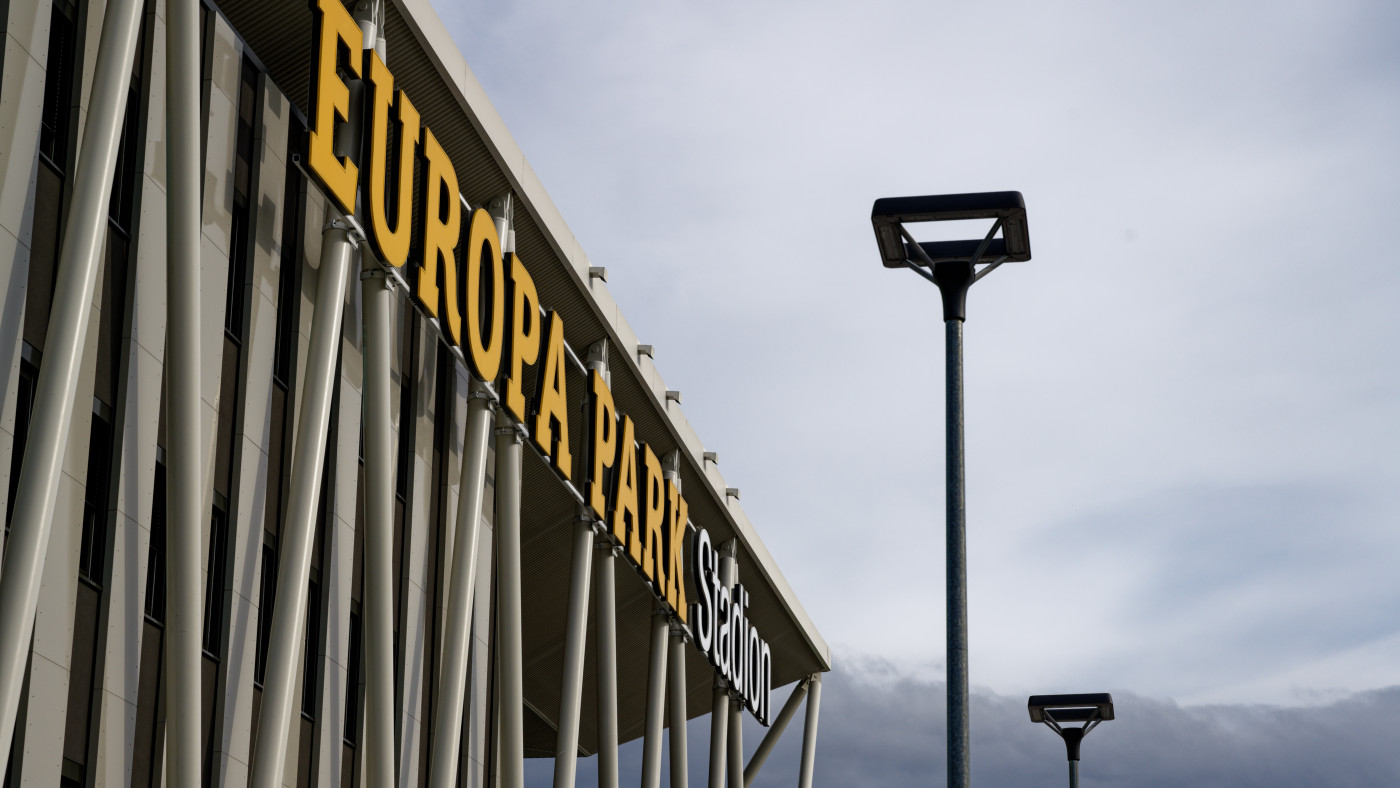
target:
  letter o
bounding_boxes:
[463,208,505,381]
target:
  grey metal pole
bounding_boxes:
[945,317,969,788]
[1069,760,1078,788]
[163,0,205,782]
[361,265,399,788]
[742,678,809,787]
[249,224,355,788]
[707,681,730,788]
[668,624,689,788]
[726,698,743,788]
[495,414,525,788]
[640,609,669,788]
[352,12,400,787]
[0,0,145,759]
[595,540,620,788]
[796,673,822,788]
[708,541,737,788]
[662,453,688,788]
[551,510,595,788]
[428,380,494,788]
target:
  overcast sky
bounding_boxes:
[430,0,1399,782]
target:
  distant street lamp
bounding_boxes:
[1028,693,1116,788]
[870,192,1031,788]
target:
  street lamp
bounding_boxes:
[869,191,1031,788]
[1028,693,1115,788]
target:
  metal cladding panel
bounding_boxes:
[214,0,830,751]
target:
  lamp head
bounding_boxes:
[1027,693,1115,724]
[870,191,1031,268]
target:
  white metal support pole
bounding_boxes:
[0,0,145,758]
[428,380,494,788]
[163,0,205,782]
[707,677,730,788]
[668,624,689,788]
[727,698,743,788]
[708,541,737,788]
[495,413,526,788]
[662,451,688,788]
[249,223,355,788]
[640,608,669,788]
[742,678,810,787]
[796,673,822,788]
[551,510,595,788]
[595,540,620,788]
[725,546,743,788]
[553,341,606,788]
[352,9,395,788]
[360,262,398,788]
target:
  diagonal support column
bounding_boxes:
[594,538,620,788]
[727,697,743,788]
[707,677,730,788]
[495,413,526,788]
[797,672,823,788]
[0,0,146,759]
[249,221,355,788]
[742,677,810,787]
[352,9,397,787]
[708,540,738,788]
[640,608,670,788]
[428,379,495,788]
[663,451,688,788]
[360,263,400,788]
[553,341,607,788]
[163,0,206,783]
[668,625,689,788]
[550,510,595,788]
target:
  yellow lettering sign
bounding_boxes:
[532,310,572,479]
[587,370,616,521]
[363,50,419,267]
[665,481,688,621]
[503,254,539,422]
[416,128,462,346]
[641,445,665,589]
[307,0,362,215]
[611,416,640,559]
[463,209,505,382]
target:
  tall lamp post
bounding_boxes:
[869,192,1032,788]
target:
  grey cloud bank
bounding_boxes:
[524,665,1400,788]
[775,665,1400,788]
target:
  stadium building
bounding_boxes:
[0,0,830,785]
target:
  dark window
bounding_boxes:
[343,606,361,744]
[38,1,77,170]
[300,577,321,718]
[5,357,38,532]
[395,310,415,502]
[202,503,228,655]
[79,413,113,587]
[273,163,303,386]
[133,457,168,788]
[225,58,258,341]
[145,461,167,623]
[254,539,276,686]
[108,18,146,234]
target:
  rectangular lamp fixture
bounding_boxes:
[870,191,1031,267]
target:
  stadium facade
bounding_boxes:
[0,0,830,785]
